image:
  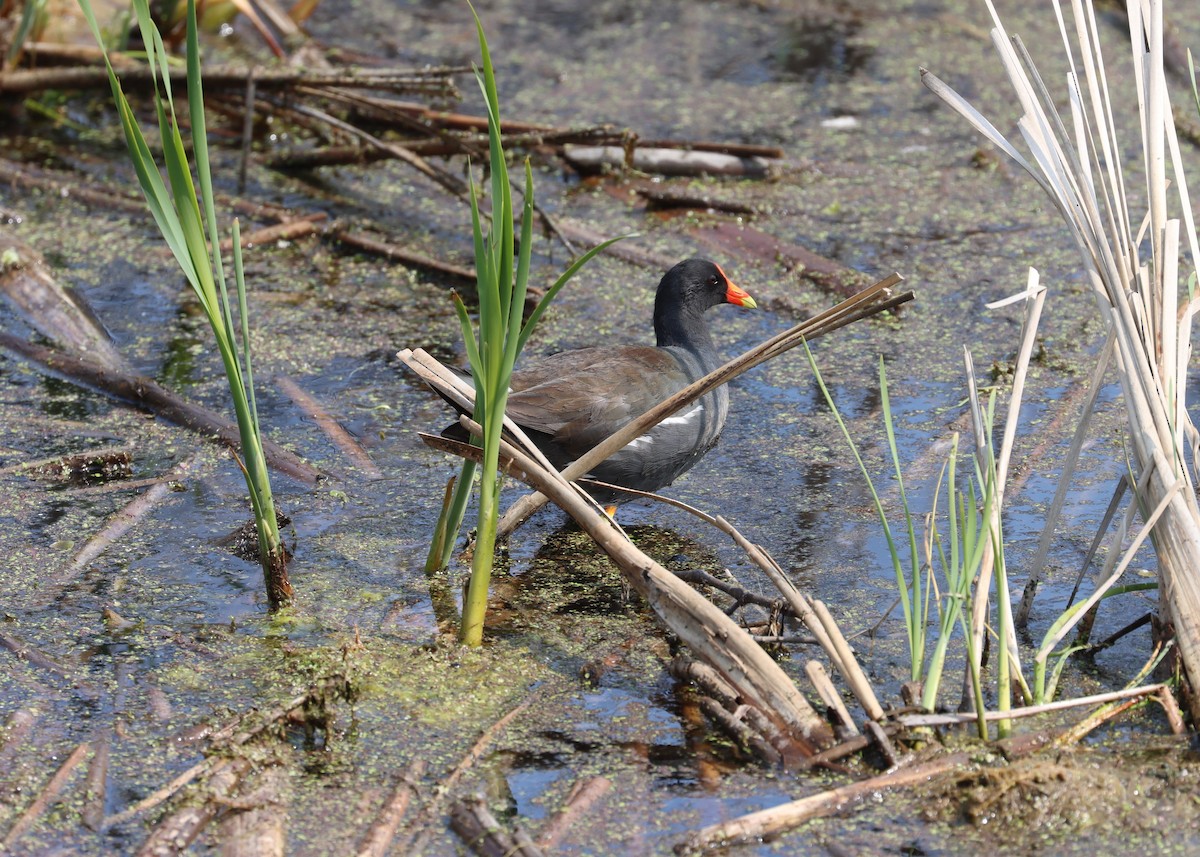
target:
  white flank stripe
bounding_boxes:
[659,405,701,428]
[626,406,701,451]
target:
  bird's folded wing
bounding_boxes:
[505,347,687,446]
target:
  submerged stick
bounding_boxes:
[276,376,381,478]
[1,741,91,851]
[354,760,427,857]
[82,729,111,831]
[134,758,250,857]
[216,763,289,857]
[0,708,37,768]
[534,776,612,852]
[333,230,476,281]
[101,679,345,830]
[42,454,201,603]
[0,333,321,485]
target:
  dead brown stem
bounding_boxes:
[450,795,545,857]
[354,760,427,857]
[0,630,75,682]
[554,219,677,271]
[0,64,461,97]
[217,763,289,857]
[0,156,147,213]
[0,445,134,480]
[332,230,476,282]
[805,661,859,737]
[0,233,130,372]
[220,217,323,253]
[286,101,470,199]
[669,656,793,766]
[135,758,251,857]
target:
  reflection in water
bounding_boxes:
[776,9,874,84]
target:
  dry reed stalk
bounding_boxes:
[924,0,1200,720]
[678,750,972,852]
[899,682,1169,727]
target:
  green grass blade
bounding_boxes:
[451,291,487,419]
[879,357,924,672]
[183,0,235,347]
[505,160,535,372]
[232,219,261,437]
[83,0,287,607]
[7,0,48,68]
[804,341,916,674]
[426,463,477,572]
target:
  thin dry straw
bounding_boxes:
[1016,330,1115,625]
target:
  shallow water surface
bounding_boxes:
[2,0,1200,854]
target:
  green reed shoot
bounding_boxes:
[445,6,622,646]
[805,348,925,681]
[79,0,292,609]
[809,349,1002,733]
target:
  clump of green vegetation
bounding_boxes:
[79,0,291,608]
[428,5,622,647]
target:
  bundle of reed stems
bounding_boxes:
[923,0,1200,719]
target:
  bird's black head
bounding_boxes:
[654,259,756,348]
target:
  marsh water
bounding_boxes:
[3,0,1200,853]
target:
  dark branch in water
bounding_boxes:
[0,333,322,485]
[0,64,463,97]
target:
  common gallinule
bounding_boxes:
[461,258,756,501]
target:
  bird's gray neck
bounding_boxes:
[655,306,715,355]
